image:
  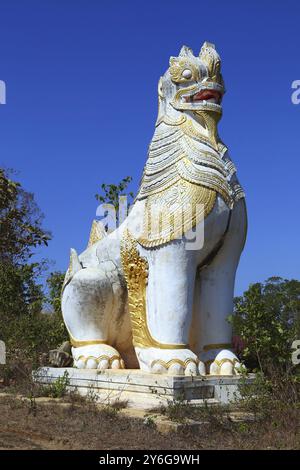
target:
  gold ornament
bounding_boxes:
[151,358,199,370]
[75,354,124,368]
[137,116,234,206]
[70,337,108,347]
[214,358,239,368]
[137,179,216,248]
[87,220,106,248]
[169,57,199,84]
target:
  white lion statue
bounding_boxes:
[61,42,247,376]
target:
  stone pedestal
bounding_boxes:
[34,367,255,410]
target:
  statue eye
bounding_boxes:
[182,69,192,79]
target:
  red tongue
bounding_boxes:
[184,89,221,103]
[194,90,216,100]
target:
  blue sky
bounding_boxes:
[0,0,299,295]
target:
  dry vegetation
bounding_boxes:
[0,362,299,450]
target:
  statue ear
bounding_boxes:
[200,41,216,53]
[178,45,194,58]
[169,46,194,67]
[199,41,221,81]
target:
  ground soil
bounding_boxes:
[0,393,299,450]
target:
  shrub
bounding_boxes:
[0,310,68,380]
[229,277,300,374]
[37,370,70,398]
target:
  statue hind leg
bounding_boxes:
[61,257,127,370]
[191,199,247,375]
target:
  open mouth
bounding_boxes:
[185,89,222,104]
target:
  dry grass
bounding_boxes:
[0,391,298,450]
[0,359,299,450]
[0,394,190,450]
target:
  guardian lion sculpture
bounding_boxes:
[61,42,247,376]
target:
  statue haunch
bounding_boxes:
[61,42,247,376]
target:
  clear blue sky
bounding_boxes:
[0,0,299,295]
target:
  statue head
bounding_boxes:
[158,42,225,121]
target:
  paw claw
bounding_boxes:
[136,347,199,376]
[151,363,167,374]
[202,349,246,376]
[76,359,86,369]
[168,363,185,375]
[111,358,121,369]
[72,345,124,370]
[185,362,198,376]
[198,361,206,376]
[86,358,98,369]
[209,361,219,375]
[97,359,109,370]
[220,362,233,375]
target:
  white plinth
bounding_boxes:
[34,367,255,410]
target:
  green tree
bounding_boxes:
[0,262,45,318]
[95,176,134,226]
[0,168,51,319]
[0,168,51,264]
[0,169,70,365]
[229,277,300,373]
[47,271,65,315]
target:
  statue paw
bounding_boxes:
[135,347,205,376]
[207,350,245,376]
[72,344,125,370]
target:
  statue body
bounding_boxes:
[62,42,247,376]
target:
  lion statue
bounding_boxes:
[61,42,247,376]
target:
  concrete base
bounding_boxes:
[34,367,255,410]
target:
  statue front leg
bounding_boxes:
[121,234,205,376]
[192,199,247,375]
